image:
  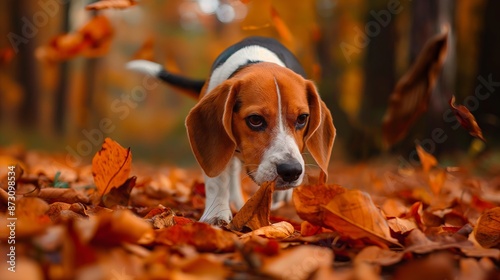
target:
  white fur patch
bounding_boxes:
[207,46,286,92]
[126,60,162,77]
[254,78,305,189]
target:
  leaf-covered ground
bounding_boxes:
[0,140,499,280]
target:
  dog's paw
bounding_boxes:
[200,209,232,226]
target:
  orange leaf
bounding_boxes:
[270,6,293,44]
[240,221,294,239]
[416,144,437,174]
[92,138,132,196]
[474,207,500,248]
[86,0,137,11]
[229,181,275,231]
[449,95,485,141]
[132,36,155,61]
[382,27,449,148]
[322,190,402,248]
[293,183,346,225]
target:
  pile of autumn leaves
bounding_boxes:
[0,138,499,279]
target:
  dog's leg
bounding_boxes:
[228,157,244,211]
[200,168,232,225]
[271,189,293,210]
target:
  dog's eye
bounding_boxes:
[246,115,267,131]
[296,114,309,129]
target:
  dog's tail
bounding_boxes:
[126,60,205,99]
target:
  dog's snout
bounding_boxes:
[277,162,302,182]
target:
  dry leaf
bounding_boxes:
[382,27,449,148]
[36,15,113,63]
[293,183,346,225]
[449,95,485,141]
[474,207,500,248]
[92,209,154,246]
[322,190,402,248]
[229,181,275,231]
[25,187,90,204]
[354,246,404,266]
[416,144,438,174]
[387,217,418,235]
[86,0,137,10]
[270,6,293,44]
[261,245,333,280]
[102,176,136,208]
[92,138,132,196]
[240,221,294,239]
[156,222,236,252]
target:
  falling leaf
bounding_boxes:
[270,6,293,44]
[36,15,113,63]
[240,221,295,239]
[92,138,132,196]
[132,36,155,61]
[449,95,485,141]
[322,190,402,248]
[229,181,275,231]
[382,27,449,148]
[474,207,500,248]
[86,0,137,10]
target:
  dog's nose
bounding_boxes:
[277,162,302,182]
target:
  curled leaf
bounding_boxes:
[240,221,294,239]
[449,95,485,141]
[382,27,449,148]
[229,181,275,231]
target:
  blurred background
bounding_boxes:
[0,0,499,169]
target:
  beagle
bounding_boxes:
[127,36,335,225]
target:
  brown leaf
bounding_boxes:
[382,27,449,148]
[293,183,346,225]
[155,222,236,252]
[322,190,402,248]
[86,0,137,10]
[92,138,132,196]
[240,221,295,239]
[449,95,485,141]
[102,176,136,208]
[229,181,275,231]
[474,207,500,248]
[25,187,90,204]
[354,246,404,266]
[416,144,438,174]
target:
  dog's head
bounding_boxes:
[186,63,335,189]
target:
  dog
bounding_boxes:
[127,36,335,225]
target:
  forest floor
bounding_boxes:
[0,139,499,280]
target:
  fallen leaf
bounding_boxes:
[240,221,295,239]
[382,27,449,148]
[25,187,90,204]
[449,95,485,141]
[388,217,418,235]
[92,209,154,246]
[86,0,137,10]
[156,222,236,252]
[322,190,402,248]
[474,207,500,248]
[293,183,346,225]
[92,138,132,197]
[354,246,404,266]
[261,245,333,280]
[229,181,275,231]
[102,176,136,208]
[416,144,438,174]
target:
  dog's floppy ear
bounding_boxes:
[305,81,336,183]
[186,81,239,177]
